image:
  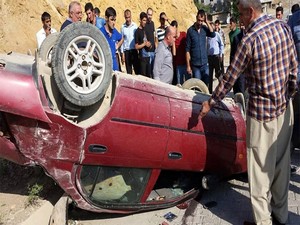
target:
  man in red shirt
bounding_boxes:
[170,20,190,85]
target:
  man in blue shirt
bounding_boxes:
[120,9,139,74]
[85,2,105,29]
[100,7,123,71]
[207,24,224,93]
[186,9,215,86]
[288,8,300,174]
[288,9,300,82]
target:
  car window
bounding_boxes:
[79,165,151,204]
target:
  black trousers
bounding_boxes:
[124,49,140,75]
[233,74,245,95]
[208,55,222,94]
[220,54,225,74]
[140,56,151,78]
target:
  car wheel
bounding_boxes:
[38,32,59,65]
[182,78,209,94]
[51,22,112,107]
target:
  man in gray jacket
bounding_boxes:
[153,26,176,84]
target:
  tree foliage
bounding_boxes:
[231,0,240,21]
[194,0,211,13]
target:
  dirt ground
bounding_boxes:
[0,160,63,225]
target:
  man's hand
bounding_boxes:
[121,53,125,65]
[219,55,223,62]
[145,40,152,48]
[200,100,212,118]
[45,26,51,36]
[186,65,192,76]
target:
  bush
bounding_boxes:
[25,183,43,207]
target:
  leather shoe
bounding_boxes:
[272,217,285,225]
[271,213,286,225]
[243,221,256,225]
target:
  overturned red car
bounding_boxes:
[0,22,246,214]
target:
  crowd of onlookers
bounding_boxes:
[35,1,225,92]
[36,1,300,95]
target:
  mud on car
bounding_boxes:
[0,22,247,213]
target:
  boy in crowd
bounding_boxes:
[100,7,123,71]
[36,12,57,49]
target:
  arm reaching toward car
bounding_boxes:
[200,98,216,118]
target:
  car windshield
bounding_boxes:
[79,165,202,210]
[80,166,151,204]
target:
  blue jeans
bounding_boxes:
[148,51,155,78]
[176,65,191,85]
[192,64,209,86]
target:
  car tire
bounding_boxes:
[39,32,59,65]
[182,78,209,94]
[51,22,112,107]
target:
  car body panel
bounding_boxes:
[0,70,50,123]
[83,83,171,168]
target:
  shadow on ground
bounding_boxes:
[0,159,64,205]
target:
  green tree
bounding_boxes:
[231,0,240,21]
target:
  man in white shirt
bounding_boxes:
[36,12,57,49]
[121,9,139,74]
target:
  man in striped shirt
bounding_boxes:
[156,12,170,42]
[200,0,298,224]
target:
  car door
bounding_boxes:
[82,78,171,168]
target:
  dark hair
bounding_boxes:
[140,12,147,20]
[170,20,178,27]
[159,12,166,19]
[105,7,116,18]
[147,7,153,13]
[124,9,131,15]
[94,7,100,15]
[85,2,93,12]
[215,19,220,24]
[41,12,51,22]
[230,17,237,23]
[197,9,205,17]
[291,4,300,14]
[276,6,283,13]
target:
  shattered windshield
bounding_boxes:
[80,166,150,204]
